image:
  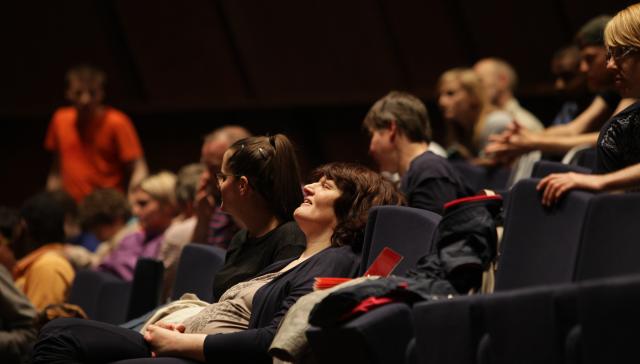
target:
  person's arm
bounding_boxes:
[46,155,62,191]
[0,266,38,359]
[127,157,148,193]
[526,132,598,154]
[536,163,640,206]
[485,130,598,161]
[544,96,611,136]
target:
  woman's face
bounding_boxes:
[130,189,171,233]
[294,176,341,230]
[217,149,241,216]
[438,79,476,126]
[606,46,640,98]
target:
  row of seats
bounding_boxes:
[66,204,440,325]
[307,178,640,364]
[68,244,225,324]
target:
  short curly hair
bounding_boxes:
[311,162,404,252]
[79,189,131,230]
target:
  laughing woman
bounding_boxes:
[32,162,402,364]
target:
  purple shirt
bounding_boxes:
[98,230,164,281]
[207,207,239,250]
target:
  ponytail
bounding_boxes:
[227,134,303,222]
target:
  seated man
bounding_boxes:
[364,91,472,214]
[191,125,252,250]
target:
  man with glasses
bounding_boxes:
[191,126,251,249]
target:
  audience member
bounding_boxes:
[192,125,252,249]
[32,162,402,364]
[549,45,592,126]
[364,91,470,214]
[474,57,544,132]
[437,68,513,160]
[63,188,134,269]
[98,171,177,281]
[158,163,205,300]
[0,207,37,364]
[12,193,75,310]
[538,4,640,205]
[211,134,307,301]
[45,65,148,202]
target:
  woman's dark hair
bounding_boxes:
[227,134,303,222]
[312,162,404,251]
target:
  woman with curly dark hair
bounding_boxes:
[33,162,402,364]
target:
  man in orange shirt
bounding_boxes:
[45,65,148,202]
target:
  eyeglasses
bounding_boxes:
[215,172,241,185]
[606,46,638,63]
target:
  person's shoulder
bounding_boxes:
[50,107,75,124]
[104,107,134,125]
[31,250,74,276]
[314,245,360,267]
[409,151,456,177]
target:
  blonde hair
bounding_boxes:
[605,4,640,49]
[438,68,494,155]
[136,171,177,207]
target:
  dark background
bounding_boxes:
[0,0,633,207]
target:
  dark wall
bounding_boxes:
[0,0,633,207]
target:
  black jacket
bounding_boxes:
[203,245,360,363]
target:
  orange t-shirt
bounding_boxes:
[44,106,143,202]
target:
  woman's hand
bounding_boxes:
[144,324,207,361]
[536,172,605,206]
[144,324,183,357]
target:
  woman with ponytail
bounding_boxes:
[211,134,307,301]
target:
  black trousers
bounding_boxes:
[32,318,200,364]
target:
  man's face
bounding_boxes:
[201,139,228,177]
[552,55,587,97]
[66,78,104,117]
[580,45,614,91]
[368,127,398,173]
[200,139,230,197]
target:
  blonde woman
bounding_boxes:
[437,67,512,160]
[98,171,177,281]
